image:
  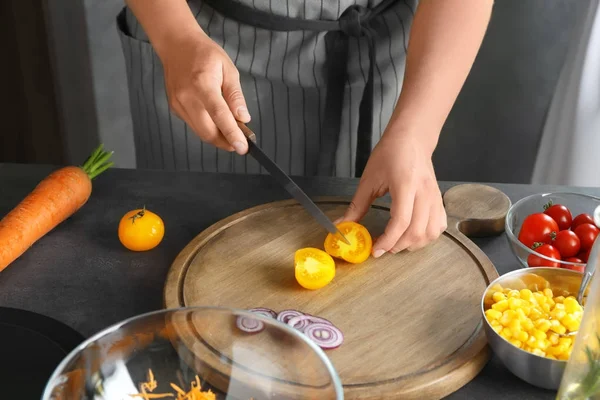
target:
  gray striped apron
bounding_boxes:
[116,0,416,177]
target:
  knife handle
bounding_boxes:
[237,121,257,143]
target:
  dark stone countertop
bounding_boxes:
[2,162,598,399]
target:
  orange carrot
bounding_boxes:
[0,144,113,272]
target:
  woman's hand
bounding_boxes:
[338,131,447,258]
[160,33,251,154]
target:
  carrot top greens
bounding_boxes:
[81,144,114,180]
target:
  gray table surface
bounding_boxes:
[2,163,598,399]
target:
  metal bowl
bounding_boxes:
[505,192,600,269]
[481,267,586,390]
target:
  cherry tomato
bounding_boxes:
[324,221,373,264]
[518,213,559,248]
[118,208,165,251]
[571,213,594,230]
[527,243,561,268]
[552,230,580,258]
[574,223,600,251]
[294,248,336,290]
[563,257,584,273]
[543,202,572,231]
[577,249,591,263]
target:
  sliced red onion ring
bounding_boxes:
[287,315,332,332]
[276,310,304,324]
[304,323,344,349]
[248,308,277,319]
[236,316,264,333]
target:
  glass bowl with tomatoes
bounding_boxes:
[506,192,600,271]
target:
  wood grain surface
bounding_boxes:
[164,184,512,399]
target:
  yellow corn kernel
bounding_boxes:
[520,305,532,317]
[508,290,521,298]
[490,320,501,327]
[538,339,550,351]
[529,308,543,321]
[500,310,517,326]
[508,297,523,310]
[501,327,513,338]
[485,309,503,321]
[516,308,528,321]
[493,291,507,302]
[549,320,567,335]
[519,289,533,301]
[535,319,551,333]
[493,325,503,334]
[558,353,570,361]
[508,319,522,332]
[532,348,546,357]
[526,336,537,348]
[548,332,560,345]
[516,331,529,342]
[547,297,556,307]
[533,292,547,305]
[558,338,572,348]
[532,329,547,341]
[546,354,557,360]
[561,314,580,332]
[551,309,567,321]
[544,288,554,298]
[522,319,535,331]
[554,296,565,304]
[492,299,509,312]
[563,297,581,314]
[509,339,522,348]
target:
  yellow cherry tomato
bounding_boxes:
[324,221,373,264]
[118,208,164,251]
[294,248,336,290]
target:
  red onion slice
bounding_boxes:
[287,315,333,332]
[304,323,344,349]
[248,308,277,319]
[235,316,264,334]
[276,310,304,324]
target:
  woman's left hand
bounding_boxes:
[337,131,447,258]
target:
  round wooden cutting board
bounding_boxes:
[164,184,511,399]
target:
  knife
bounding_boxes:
[237,122,350,244]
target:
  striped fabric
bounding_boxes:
[116,0,416,177]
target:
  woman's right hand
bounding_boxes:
[160,32,251,155]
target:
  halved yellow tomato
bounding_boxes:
[324,221,372,264]
[294,248,336,290]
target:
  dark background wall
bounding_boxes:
[0,0,590,183]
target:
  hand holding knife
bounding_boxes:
[237,122,350,244]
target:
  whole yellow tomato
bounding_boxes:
[118,207,164,251]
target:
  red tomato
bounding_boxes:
[543,203,573,231]
[552,230,581,258]
[563,257,584,273]
[574,223,600,251]
[577,249,591,263]
[527,244,562,268]
[571,213,595,230]
[518,213,559,248]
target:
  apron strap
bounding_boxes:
[202,0,396,177]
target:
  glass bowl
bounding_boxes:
[42,307,344,400]
[505,192,600,269]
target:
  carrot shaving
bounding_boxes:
[131,369,216,400]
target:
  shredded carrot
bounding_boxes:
[0,144,113,272]
[131,369,216,400]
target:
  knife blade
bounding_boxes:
[237,122,350,244]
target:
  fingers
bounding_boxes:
[373,185,414,258]
[177,94,234,151]
[222,66,251,123]
[197,76,249,155]
[392,191,428,253]
[336,179,376,225]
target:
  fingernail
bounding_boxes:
[373,249,385,258]
[232,141,247,154]
[236,106,251,121]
